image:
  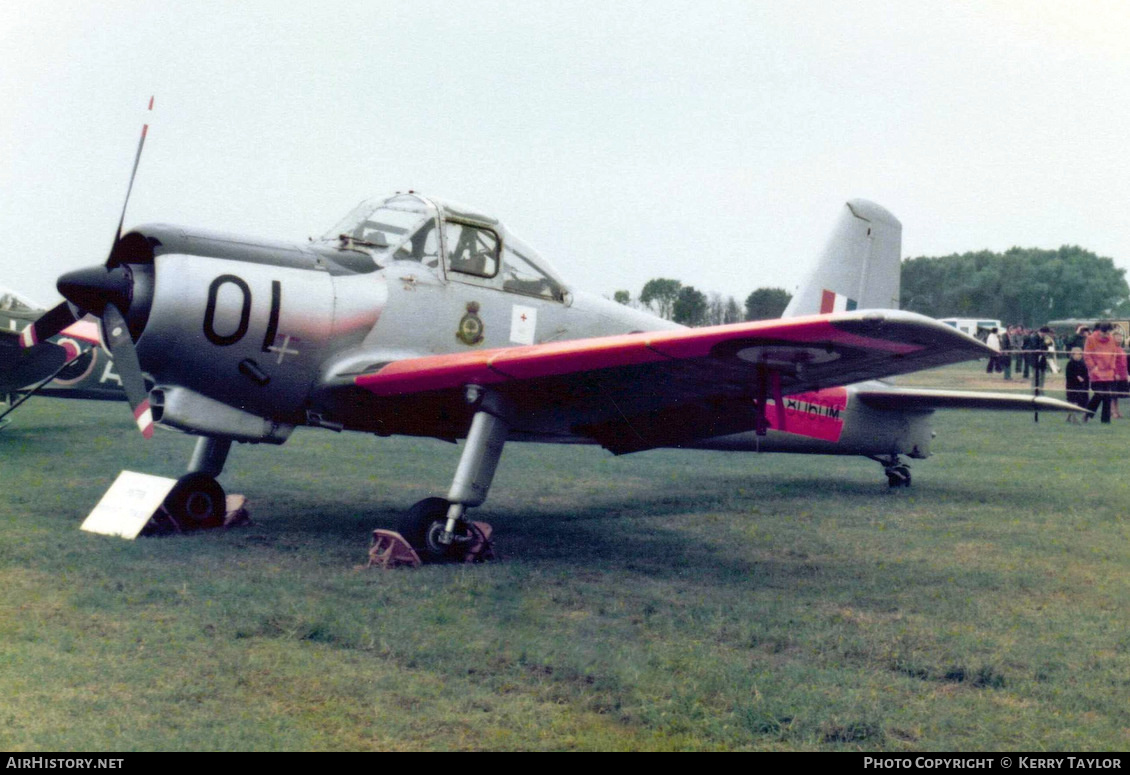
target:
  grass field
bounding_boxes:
[1,364,1128,751]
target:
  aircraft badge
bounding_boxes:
[457,301,485,345]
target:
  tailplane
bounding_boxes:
[783,200,901,317]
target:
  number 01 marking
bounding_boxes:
[202,275,282,348]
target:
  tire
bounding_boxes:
[886,466,911,488]
[398,497,470,563]
[164,472,226,530]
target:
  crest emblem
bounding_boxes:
[457,301,485,345]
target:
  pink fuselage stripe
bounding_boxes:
[768,387,848,442]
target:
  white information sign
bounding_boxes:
[510,305,537,345]
[80,471,178,539]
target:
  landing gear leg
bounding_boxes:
[165,436,232,528]
[400,388,509,562]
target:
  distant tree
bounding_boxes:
[707,292,726,326]
[745,287,792,320]
[901,246,1129,327]
[640,278,682,320]
[612,290,631,306]
[673,285,708,326]
[723,296,742,324]
[704,293,742,326]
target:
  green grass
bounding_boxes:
[1,372,1128,750]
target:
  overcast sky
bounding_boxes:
[4,0,1130,307]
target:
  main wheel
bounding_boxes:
[886,465,911,488]
[164,472,226,530]
[398,497,471,563]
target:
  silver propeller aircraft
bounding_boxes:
[19,110,1076,559]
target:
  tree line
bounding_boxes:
[621,245,1129,329]
[901,246,1129,327]
[612,280,792,326]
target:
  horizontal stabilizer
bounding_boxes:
[856,387,1083,413]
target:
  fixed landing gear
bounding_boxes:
[886,465,911,488]
[398,497,474,563]
[873,455,912,488]
[162,436,232,529]
[165,471,226,528]
[399,386,509,563]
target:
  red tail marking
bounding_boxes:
[820,289,836,314]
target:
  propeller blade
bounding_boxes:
[18,301,78,349]
[103,302,154,439]
[113,96,154,250]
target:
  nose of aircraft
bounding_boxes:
[57,265,134,317]
[54,260,156,438]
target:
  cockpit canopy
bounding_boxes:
[319,193,569,302]
[0,287,40,315]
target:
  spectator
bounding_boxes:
[1014,326,1028,375]
[999,327,1013,380]
[985,327,1002,374]
[1066,324,1090,352]
[1114,329,1129,420]
[1084,321,1121,424]
[1064,347,1089,423]
[1029,327,1058,391]
[1023,327,1044,379]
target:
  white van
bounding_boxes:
[938,317,1002,338]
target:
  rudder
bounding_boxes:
[782,199,902,318]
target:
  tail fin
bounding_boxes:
[782,199,902,318]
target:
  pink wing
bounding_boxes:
[350,310,989,453]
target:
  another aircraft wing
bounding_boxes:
[855,387,1083,413]
[0,318,101,393]
[0,330,68,393]
[349,310,993,453]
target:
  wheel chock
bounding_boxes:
[464,521,496,563]
[222,494,251,528]
[144,494,250,536]
[368,529,423,569]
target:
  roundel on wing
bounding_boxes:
[731,344,841,367]
[52,338,98,385]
